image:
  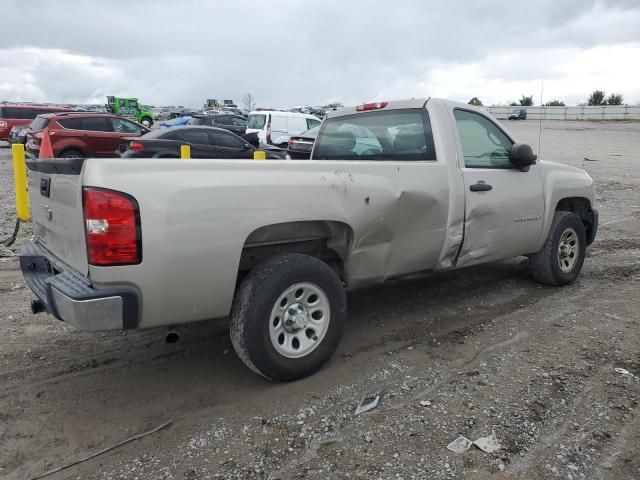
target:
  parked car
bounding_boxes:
[220,106,249,117]
[509,109,527,120]
[120,126,286,159]
[0,104,74,141]
[246,110,321,147]
[25,112,149,158]
[159,116,192,128]
[189,113,248,136]
[20,98,598,381]
[286,126,319,159]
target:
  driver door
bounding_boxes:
[454,109,544,266]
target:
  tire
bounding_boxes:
[59,149,85,159]
[230,253,347,381]
[530,211,586,286]
[141,117,153,128]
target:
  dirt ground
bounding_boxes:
[0,120,639,480]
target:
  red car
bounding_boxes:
[0,104,73,141]
[26,112,149,158]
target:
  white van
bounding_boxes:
[246,111,321,147]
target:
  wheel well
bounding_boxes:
[58,147,85,157]
[555,197,596,244]
[237,221,353,282]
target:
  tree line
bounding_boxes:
[467,90,625,107]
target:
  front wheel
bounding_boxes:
[230,254,347,381]
[530,211,586,286]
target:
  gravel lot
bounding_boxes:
[0,120,639,480]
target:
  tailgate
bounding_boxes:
[26,158,89,275]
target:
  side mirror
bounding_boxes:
[243,143,251,151]
[509,143,537,171]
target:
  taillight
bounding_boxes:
[0,121,7,128]
[266,121,272,144]
[83,187,141,266]
[287,138,293,148]
[356,101,388,112]
[129,141,144,152]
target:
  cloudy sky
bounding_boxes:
[1,0,639,108]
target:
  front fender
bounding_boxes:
[537,160,596,245]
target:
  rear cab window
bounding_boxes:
[312,109,436,161]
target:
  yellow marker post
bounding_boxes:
[180,144,191,159]
[12,143,30,221]
[253,150,266,160]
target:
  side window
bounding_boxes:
[307,119,321,130]
[80,117,113,132]
[181,130,209,144]
[6,108,35,119]
[58,118,82,130]
[112,118,141,135]
[211,131,245,149]
[453,110,513,168]
[231,117,247,127]
[215,116,232,125]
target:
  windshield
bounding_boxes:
[30,116,50,130]
[247,114,266,129]
[189,117,204,125]
[297,126,320,139]
[312,109,436,161]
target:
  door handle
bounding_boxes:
[470,182,492,192]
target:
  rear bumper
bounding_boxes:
[19,241,139,332]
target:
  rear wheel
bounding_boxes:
[530,211,586,286]
[230,254,347,381]
[141,117,153,128]
[59,149,85,159]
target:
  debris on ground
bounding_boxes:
[473,431,502,454]
[355,395,380,415]
[447,436,473,453]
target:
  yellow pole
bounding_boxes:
[253,150,266,160]
[180,145,191,159]
[12,143,30,221]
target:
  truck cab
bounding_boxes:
[106,96,154,128]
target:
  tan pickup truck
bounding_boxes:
[20,98,598,380]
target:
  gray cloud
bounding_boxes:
[1,0,639,107]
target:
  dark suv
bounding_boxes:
[25,112,149,158]
[189,113,247,136]
[0,104,73,141]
